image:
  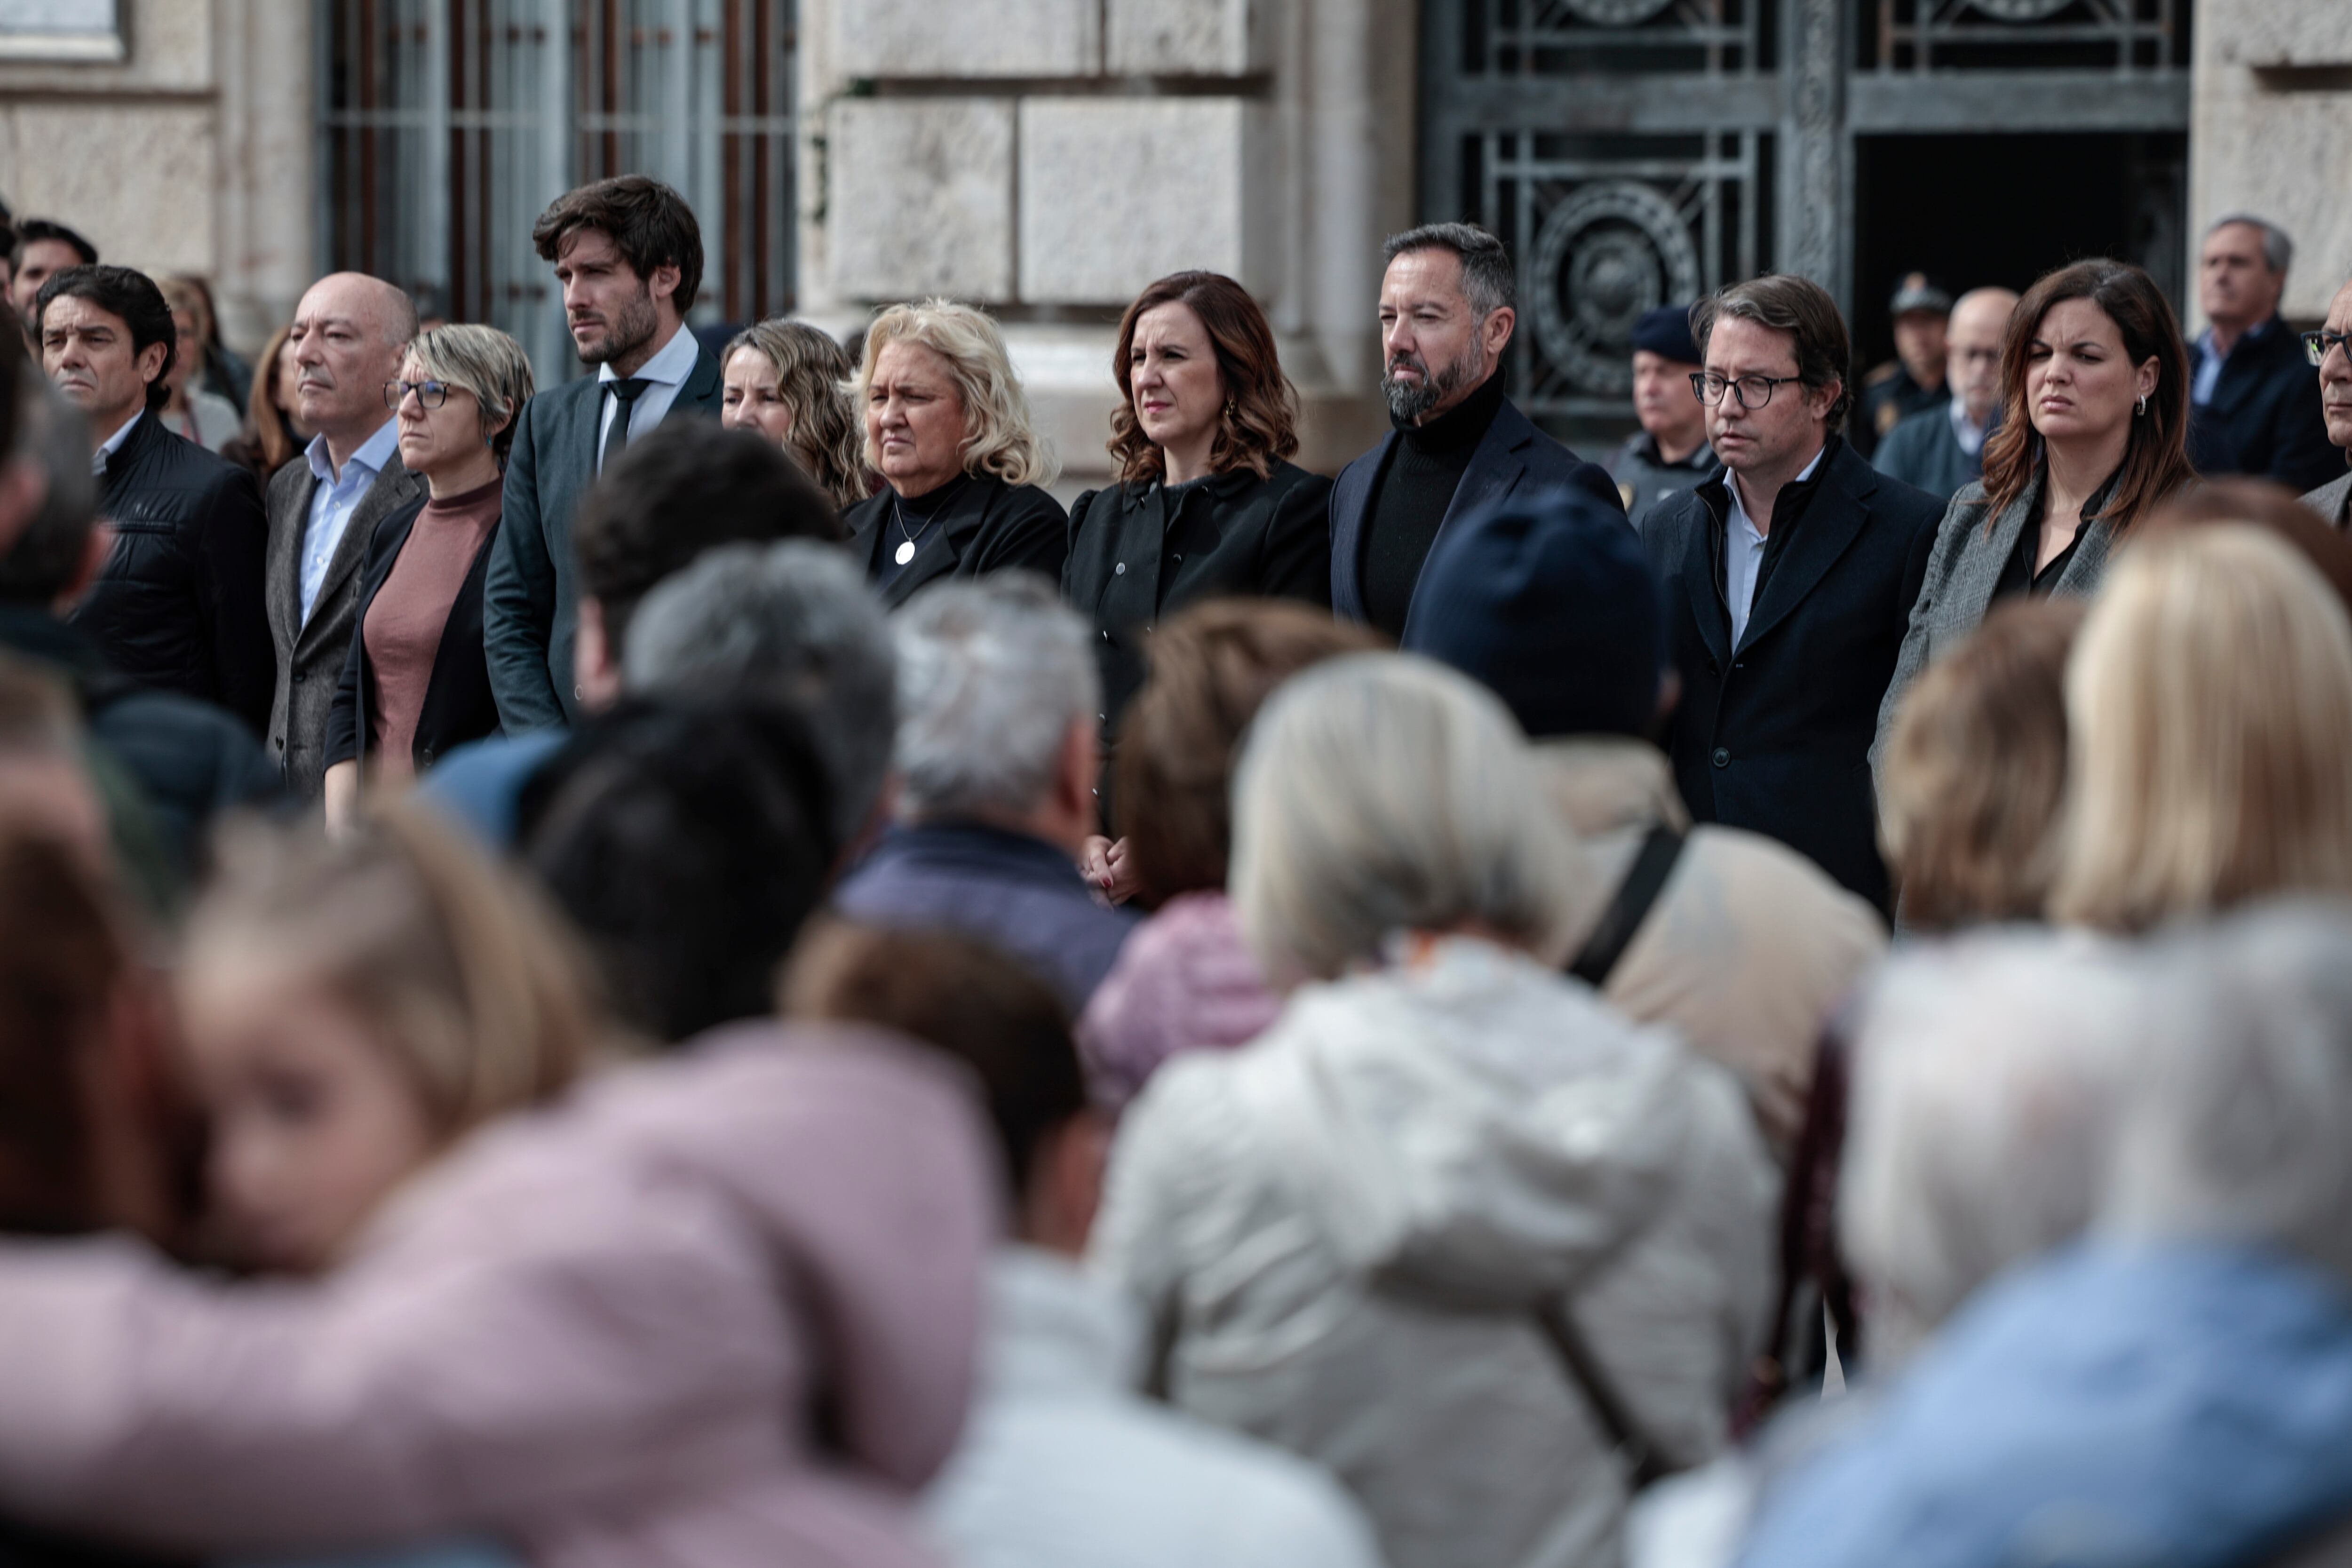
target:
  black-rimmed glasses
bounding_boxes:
[1690,371,1802,409]
[383,379,451,411]
[2302,331,2352,368]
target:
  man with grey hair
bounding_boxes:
[622,537,897,851]
[831,573,1137,1010]
[1327,221,1623,638]
[2187,213,2337,491]
[1740,904,2352,1568]
[266,271,424,797]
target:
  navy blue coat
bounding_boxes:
[1646,438,1941,914]
[1327,396,1624,637]
[2187,316,2339,493]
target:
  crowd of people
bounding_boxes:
[0,167,2348,1568]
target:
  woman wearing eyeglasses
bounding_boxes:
[1874,259,2196,778]
[322,325,535,829]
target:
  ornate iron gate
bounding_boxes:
[1420,0,2192,432]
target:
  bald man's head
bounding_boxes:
[1949,287,2021,425]
[290,272,417,458]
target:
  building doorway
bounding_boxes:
[1850,131,2186,374]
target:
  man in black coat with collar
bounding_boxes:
[1329,222,1623,639]
[484,175,722,733]
[1645,276,1941,915]
[2187,215,2340,494]
[33,265,272,738]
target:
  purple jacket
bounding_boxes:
[0,1023,998,1568]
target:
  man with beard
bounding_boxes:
[483,175,721,732]
[1328,223,1622,639]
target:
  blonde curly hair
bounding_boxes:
[851,299,1057,489]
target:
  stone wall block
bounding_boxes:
[1106,0,1263,76]
[1,104,217,276]
[827,98,1016,302]
[834,0,1100,78]
[1018,98,1268,304]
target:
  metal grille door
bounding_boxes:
[319,0,795,382]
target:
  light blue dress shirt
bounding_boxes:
[593,322,700,472]
[1725,444,1824,648]
[300,417,402,624]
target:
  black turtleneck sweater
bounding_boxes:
[1360,367,1508,637]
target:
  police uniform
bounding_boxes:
[1606,430,1722,536]
[1853,273,1952,461]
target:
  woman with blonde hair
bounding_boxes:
[323,323,534,826]
[1880,596,2084,932]
[180,801,608,1272]
[842,298,1067,609]
[1096,653,1774,1568]
[719,317,869,510]
[2051,525,2352,932]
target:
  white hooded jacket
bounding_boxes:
[1094,936,1777,1568]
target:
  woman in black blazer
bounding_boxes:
[840,300,1067,611]
[323,325,535,828]
[1062,271,1334,897]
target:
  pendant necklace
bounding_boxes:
[892,492,937,566]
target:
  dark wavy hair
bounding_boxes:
[1979,258,2195,537]
[1107,271,1299,486]
[531,175,705,315]
[36,265,175,414]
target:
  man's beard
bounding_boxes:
[580,282,660,366]
[1383,341,1485,423]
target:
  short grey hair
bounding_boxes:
[406,324,536,467]
[1229,653,1582,983]
[622,539,897,845]
[1841,931,2145,1367]
[2207,212,2294,275]
[1383,222,1517,319]
[891,574,1097,823]
[2103,902,2352,1288]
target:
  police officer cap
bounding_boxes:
[1889,272,1953,317]
[1629,305,1703,366]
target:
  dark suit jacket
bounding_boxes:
[1646,438,1942,913]
[1063,462,1333,730]
[483,344,723,732]
[264,448,426,798]
[1327,395,1624,636]
[321,500,503,780]
[843,474,1068,612]
[1871,404,1983,503]
[73,412,274,737]
[2187,316,2339,493]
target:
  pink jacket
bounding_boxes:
[1077,892,1283,1110]
[0,1023,998,1568]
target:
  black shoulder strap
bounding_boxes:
[1569,824,1686,987]
[1533,1297,1677,1490]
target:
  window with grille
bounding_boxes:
[319,0,795,382]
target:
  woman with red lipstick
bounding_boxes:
[1063,272,1334,750]
[1875,259,2195,772]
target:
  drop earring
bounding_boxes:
[2136,394,2148,417]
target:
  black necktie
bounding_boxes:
[601,378,649,472]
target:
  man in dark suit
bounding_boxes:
[1645,275,1942,914]
[2188,215,2339,493]
[264,271,423,798]
[1328,222,1622,640]
[2303,272,2352,530]
[483,175,722,733]
[34,264,272,736]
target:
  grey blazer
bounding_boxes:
[2303,470,2352,530]
[1872,467,2116,776]
[265,452,426,799]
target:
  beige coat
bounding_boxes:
[1541,738,1887,1145]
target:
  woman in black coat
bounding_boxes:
[1063,271,1335,896]
[840,301,1067,611]
[322,325,534,829]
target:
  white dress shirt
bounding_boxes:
[593,322,701,471]
[1950,397,1992,458]
[926,1248,1384,1568]
[299,417,402,625]
[1725,444,1825,649]
[92,411,142,478]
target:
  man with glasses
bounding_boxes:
[1874,287,2018,502]
[2188,215,2338,493]
[36,263,273,738]
[2300,277,2352,528]
[1644,274,1942,915]
[263,271,422,798]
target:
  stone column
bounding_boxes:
[1780,0,1848,313]
[212,0,316,354]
